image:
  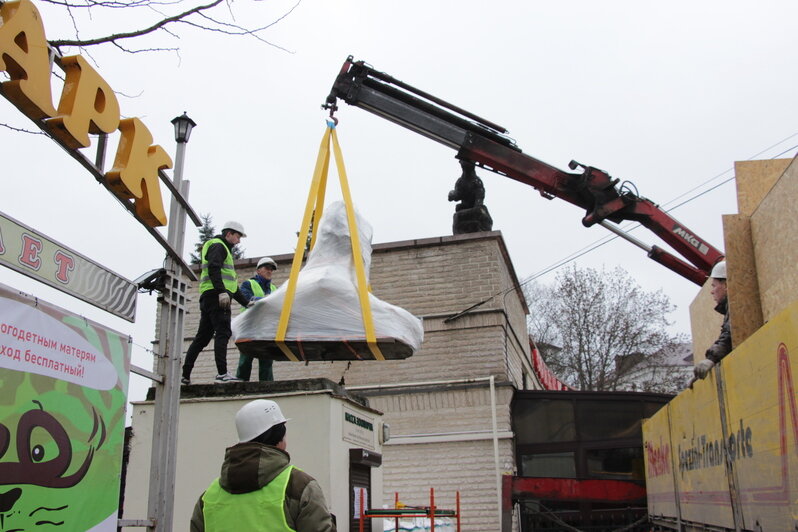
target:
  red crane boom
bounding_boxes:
[324,56,724,285]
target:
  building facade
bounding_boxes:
[169,231,541,530]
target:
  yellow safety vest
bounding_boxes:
[202,465,295,532]
[199,238,238,294]
[241,279,277,313]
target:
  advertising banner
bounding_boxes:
[643,300,798,531]
[0,283,131,531]
[0,211,137,321]
[721,302,798,531]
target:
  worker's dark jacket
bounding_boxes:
[203,235,248,307]
[240,274,276,302]
[705,295,732,363]
[191,442,336,532]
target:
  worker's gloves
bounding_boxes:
[218,292,231,310]
[246,296,263,309]
[694,359,715,379]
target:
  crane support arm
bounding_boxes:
[324,56,724,285]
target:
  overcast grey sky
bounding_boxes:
[3,0,797,408]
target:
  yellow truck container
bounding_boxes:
[643,300,798,531]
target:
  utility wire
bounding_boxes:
[523,133,798,285]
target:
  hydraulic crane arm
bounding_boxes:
[324,56,724,285]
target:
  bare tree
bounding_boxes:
[41,0,301,55]
[524,264,686,392]
[0,0,300,133]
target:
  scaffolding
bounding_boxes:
[358,488,461,532]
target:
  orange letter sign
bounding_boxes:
[0,0,57,119]
[106,118,172,227]
[45,55,120,149]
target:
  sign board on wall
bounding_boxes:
[0,211,137,321]
[0,283,131,531]
[343,406,376,450]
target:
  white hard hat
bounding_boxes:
[235,399,289,443]
[222,221,247,238]
[710,261,727,280]
[257,257,278,270]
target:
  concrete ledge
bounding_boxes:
[145,377,370,407]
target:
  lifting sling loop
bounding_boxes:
[275,122,385,361]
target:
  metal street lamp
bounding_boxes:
[147,112,196,531]
[171,112,196,143]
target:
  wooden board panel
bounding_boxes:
[646,301,798,531]
[734,159,791,216]
[750,157,798,322]
[718,301,798,531]
[643,406,680,521]
[235,337,413,361]
[666,368,735,528]
[689,282,723,362]
[722,214,763,347]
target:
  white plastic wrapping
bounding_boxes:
[232,201,423,360]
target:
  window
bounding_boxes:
[585,447,644,480]
[521,452,576,478]
[514,399,576,444]
[577,401,643,440]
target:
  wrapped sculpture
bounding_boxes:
[233,201,424,361]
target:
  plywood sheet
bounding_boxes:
[690,282,723,362]
[718,301,798,531]
[722,214,763,347]
[643,408,679,520]
[649,301,798,531]
[750,156,798,321]
[734,159,792,216]
[667,373,735,528]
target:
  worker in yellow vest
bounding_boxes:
[190,399,337,532]
[236,256,279,381]
[182,221,250,384]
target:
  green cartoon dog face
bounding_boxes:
[0,373,125,532]
[0,290,130,532]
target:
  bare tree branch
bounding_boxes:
[50,0,225,48]
[0,123,48,135]
[525,264,685,392]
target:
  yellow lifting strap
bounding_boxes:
[275,123,385,361]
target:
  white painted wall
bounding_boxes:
[122,387,383,531]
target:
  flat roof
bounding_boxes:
[143,377,373,410]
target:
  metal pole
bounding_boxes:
[599,220,651,252]
[146,133,191,531]
[491,375,502,530]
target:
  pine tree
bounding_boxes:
[190,214,246,263]
[190,214,216,264]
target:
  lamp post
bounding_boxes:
[172,112,196,143]
[168,112,196,253]
[146,113,196,531]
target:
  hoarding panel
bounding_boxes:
[0,283,131,531]
[668,372,736,529]
[722,301,798,531]
[643,407,679,519]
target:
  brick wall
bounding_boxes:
[366,384,517,531]
[173,232,536,388]
[165,231,537,530]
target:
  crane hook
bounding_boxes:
[322,95,339,127]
